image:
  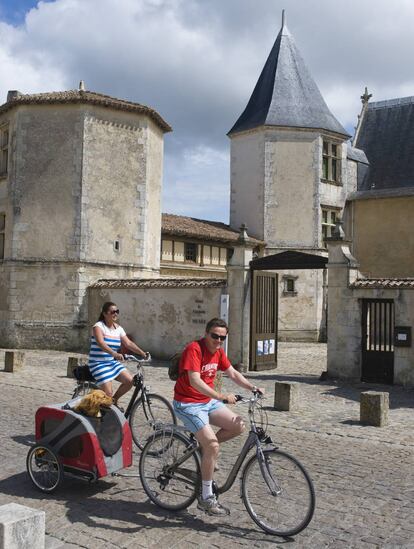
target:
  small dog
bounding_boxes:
[74,389,113,418]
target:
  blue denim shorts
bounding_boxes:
[173,399,225,433]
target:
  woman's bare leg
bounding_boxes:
[112,369,133,404]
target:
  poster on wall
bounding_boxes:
[263,340,269,355]
[256,340,263,356]
[269,339,275,354]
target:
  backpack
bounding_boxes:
[168,340,202,381]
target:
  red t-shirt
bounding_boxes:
[174,339,231,403]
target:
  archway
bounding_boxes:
[249,251,328,371]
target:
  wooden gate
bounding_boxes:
[361,299,394,384]
[250,271,278,371]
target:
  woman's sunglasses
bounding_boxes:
[109,309,120,315]
[209,332,227,341]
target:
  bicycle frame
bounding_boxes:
[216,430,262,495]
[164,394,277,497]
[124,372,144,419]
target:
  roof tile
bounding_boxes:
[229,23,348,137]
[351,278,414,289]
[161,213,263,245]
[0,89,171,133]
[89,278,227,289]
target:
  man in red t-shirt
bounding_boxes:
[173,317,264,516]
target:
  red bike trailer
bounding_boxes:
[27,397,133,492]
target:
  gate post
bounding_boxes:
[226,226,255,368]
[326,221,361,381]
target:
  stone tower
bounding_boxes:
[228,14,353,341]
[0,85,171,350]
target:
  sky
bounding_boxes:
[1,0,414,223]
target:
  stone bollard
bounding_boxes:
[360,391,389,427]
[0,502,45,549]
[274,381,299,411]
[67,356,84,378]
[4,352,25,373]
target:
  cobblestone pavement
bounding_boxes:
[0,343,413,548]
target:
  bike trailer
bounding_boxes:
[27,398,133,491]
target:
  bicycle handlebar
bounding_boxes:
[123,353,151,363]
[222,392,263,404]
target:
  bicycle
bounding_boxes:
[139,392,315,538]
[72,354,177,450]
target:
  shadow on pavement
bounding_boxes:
[11,434,36,447]
[250,370,414,411]
[0,472,280,543]
[322,384,414,409]
[250,374,322,385]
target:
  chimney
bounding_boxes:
[7,90,21,102]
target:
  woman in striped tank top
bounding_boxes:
[88,302,148,408]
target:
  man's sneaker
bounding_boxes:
[197,495,230,516]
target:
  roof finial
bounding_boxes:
[352,86,372,146]
[79,80,85,92]
[361,86,372,105]
[281,9,286,27]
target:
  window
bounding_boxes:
[0,125,8,177]
[321,207,338,244]
[161,239,173,261]
[322,140,341,184]
[184,242,197,262]
[286,279,295,292]
[161,239,228,267]
[0,214,5,259]
[282,275,298,296]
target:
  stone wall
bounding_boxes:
[348,193,414,278]
[88,285,224,359]
[229,129,265,239]
[0,101,165,351]
[278,268,326,341]
[229,126,351,343]
[1,262,150,351]
[327,240,414,387]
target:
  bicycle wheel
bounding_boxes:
[242,448,315,537]
[129,393,176,450]
[139,430,200,511]
[27,444,63,493]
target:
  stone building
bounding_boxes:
[227,14,363,342]
[160,213,263,279]
[0,85,171,350]
[328,95,414,386]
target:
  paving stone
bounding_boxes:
[0,343,413,548]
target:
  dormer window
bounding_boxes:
[322,140,341,184]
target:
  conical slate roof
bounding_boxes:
[228,19,349,137]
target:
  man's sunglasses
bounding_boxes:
[209,332,227,341]
[109,309,120,315]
